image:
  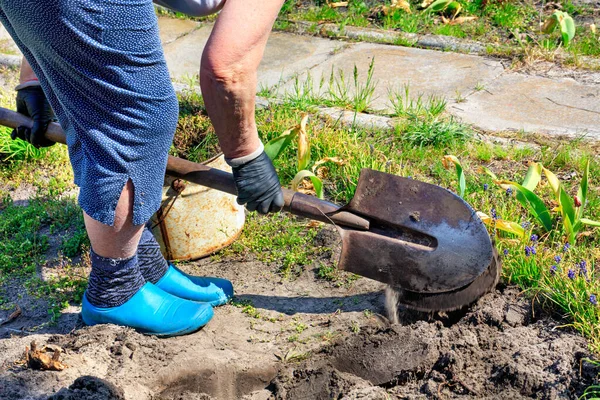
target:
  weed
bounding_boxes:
[400,116,472,148]
[389,84,447,118]
[317,262,338,281]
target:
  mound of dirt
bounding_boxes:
[270,287,597,399]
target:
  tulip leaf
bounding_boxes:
[292,170,324,199]
[442,155,465,198]
[581,218,600,227]
[577,160,589,219]
[522,162,542,191]
[427,0,452,12]
[477,212,525,238]
[542,166,561,196]
[264,128,298,161]
[559,186,576,229]
[498,180,553,231]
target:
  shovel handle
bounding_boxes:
[0,107,369,230]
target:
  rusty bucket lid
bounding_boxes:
[151,155,245,261]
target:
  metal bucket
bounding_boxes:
[150,155,245,261]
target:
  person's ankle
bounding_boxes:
[137,226,169,284]
[86,250,145,308]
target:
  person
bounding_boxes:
[2,0,285,337]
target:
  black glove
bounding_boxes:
[11,85,55,148]
[231,151,284,215]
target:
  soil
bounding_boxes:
[0,224,598,400]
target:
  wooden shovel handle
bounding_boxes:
[0,107,369,230]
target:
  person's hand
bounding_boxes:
[231,151,284,215]
[12,85,55,148]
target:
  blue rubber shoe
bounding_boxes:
[81,282,213,337]
[155,265,234,306]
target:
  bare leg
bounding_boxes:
[200,0,284,159]
[84,180,144,259]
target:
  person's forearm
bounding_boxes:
[200,0,284,159]
[19,57,38,85]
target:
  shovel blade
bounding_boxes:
[336,169,493,293]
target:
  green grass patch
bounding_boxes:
[0,196,87,322]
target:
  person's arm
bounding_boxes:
[12,56,55,148]
[200,0,285,214]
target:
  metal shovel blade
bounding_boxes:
[334,169,494,293]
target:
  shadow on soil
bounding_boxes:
[234,292,382,315]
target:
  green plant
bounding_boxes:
[542,10,576,46]
[326,57,377,112]
[442,155,466,198]
[388,84,446,118]
[481,161,599,243]
[401,116,471,147]
[543,161,600,244]
[426,0,462,19]
[265,114,344,199]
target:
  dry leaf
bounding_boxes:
[297,114,310,171]
[447,16,478,25]
[420,0,435,8]
[390,0,412,13]
[328,1,348,7]
[591,23,597,35]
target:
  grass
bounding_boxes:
[283,57,378,112]
[277,0,599,66]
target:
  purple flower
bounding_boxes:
[590,295,598,306]
[579,261,588,277]
[554,255,562,264]
[503,249,509,256]
[525,246,536,257]
[568,269,576,279]
[563,243,570,252]
[506,187,514,196]
[521,221,531,229]
[550,265,558,275]
[530,234,538,242]
[491,208,498,220]
[483,183,489,191]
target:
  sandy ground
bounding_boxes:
[0,225,597,400]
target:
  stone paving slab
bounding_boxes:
[277,41,505,112]
[160,17,342,87]
[157,16,200,44]
[450,73,600,138]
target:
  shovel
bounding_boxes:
[0,107,499,310]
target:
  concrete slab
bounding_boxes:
[450,73,600,138]
[157,16,201,44]
[162,21,342,87]
[278,42,505,111]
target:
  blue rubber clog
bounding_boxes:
[81,282,214,337]
[155,265,234,306]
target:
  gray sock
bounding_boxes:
[137,227,169,284]
[86,250,145,308]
